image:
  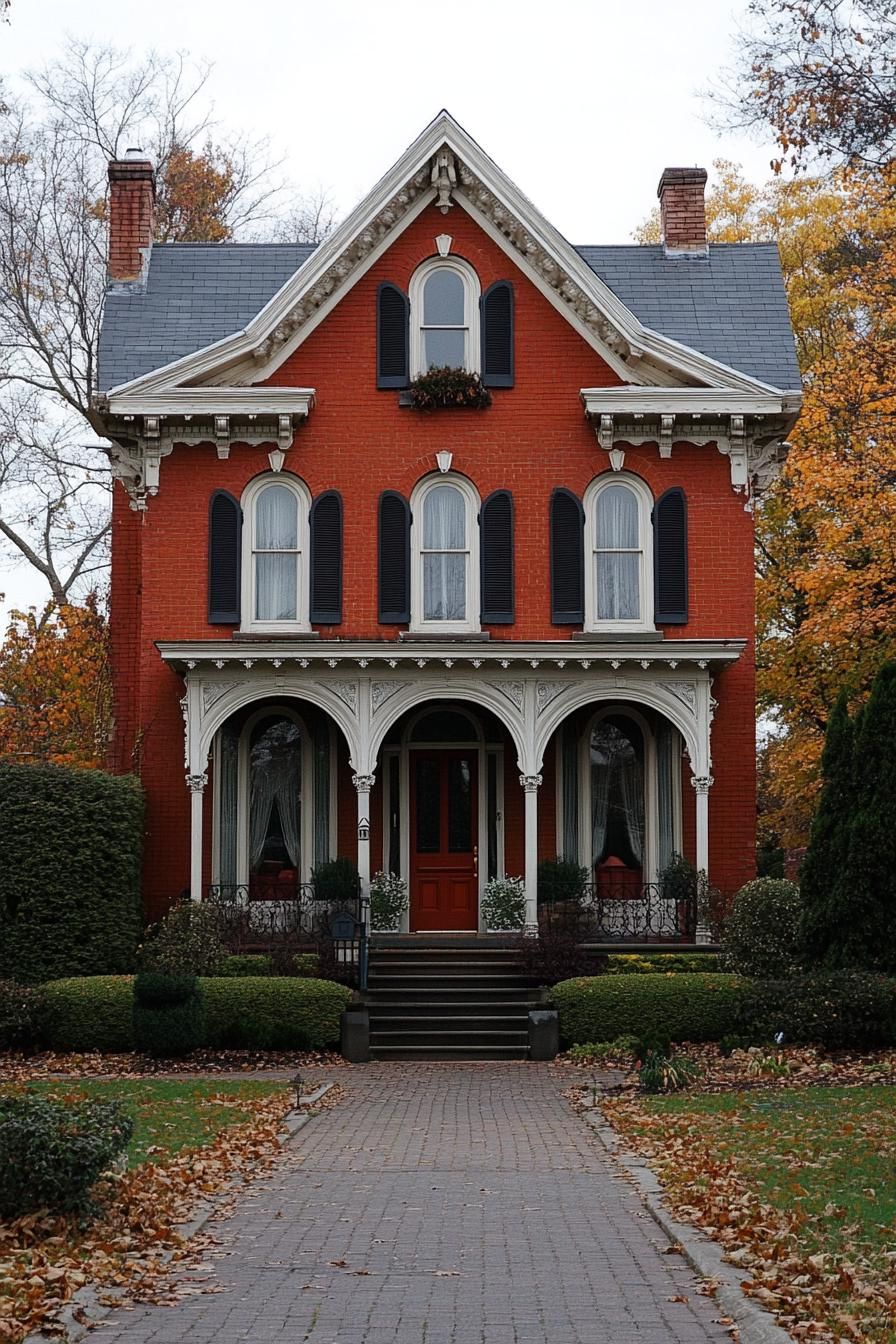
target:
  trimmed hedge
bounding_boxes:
[39,975,352,1052]
[736,971,896,1048]
[42,976,135,1051]
[133,973,204,1056]
[219,954,274,977]
[0,979,46,1050]
[0,764,143,983]
[553,973,743,1045]
[0,1094,133,1217]
[201,977,352,1049]
[605,953,721,975]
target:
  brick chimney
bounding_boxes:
[657,167,708,256]
[107,149,156,283]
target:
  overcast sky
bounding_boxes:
[1,0,777,617]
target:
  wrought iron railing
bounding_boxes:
[539,882,697,942]
[203,883,368,988]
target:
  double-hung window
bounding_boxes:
[583,474,654,632]
[410,258,480,377]
[410,474,480,632]
[241,474,311,632]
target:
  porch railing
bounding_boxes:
[203,883,368,988]
[540,882,697,942]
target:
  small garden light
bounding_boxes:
[291,1069,304,1109]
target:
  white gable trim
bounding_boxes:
[102,112,788,401]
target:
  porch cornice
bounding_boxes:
[157,636,746,672]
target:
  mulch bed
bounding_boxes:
[0,1049,345,1083]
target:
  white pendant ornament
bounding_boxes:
[436,450,453,474]
[608,447,626,471]
[267,446,287,472]
[435,233,452,257]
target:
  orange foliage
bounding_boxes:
[0,597,111,768]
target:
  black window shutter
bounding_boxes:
[480,280,514,387]
[480,490,515,623]
[550,488,584,625]
[309,491,343,624]
[377,282,409,388]
[654,487,689,624]
[378,491,410,623]
[208,490,241,624]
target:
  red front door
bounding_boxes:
[410,750,478,931]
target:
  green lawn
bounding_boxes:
[645,1086,896,1260]
[5,1079,289,1166]
[609,1085,896,1340]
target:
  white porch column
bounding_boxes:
[690,773,714,944]
[353,773,375,900]
[520,773,542,937]
[187,772,208,903]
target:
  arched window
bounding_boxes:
[241,474,311,632]
[583,473,654,631]
[409,258,480,377]
[410,474,480,632]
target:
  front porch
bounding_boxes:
[165,638,739,941]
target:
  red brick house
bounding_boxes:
[96,113,800,941]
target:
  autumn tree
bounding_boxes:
[712,0,896,173]
[0,39,333,608]
[0,597,111,768]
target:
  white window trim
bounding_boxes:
[409,256,481,379]
[240,472,311,633]
[583,471,656,633]
[409,472,481,634]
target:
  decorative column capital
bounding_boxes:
[690,774,714,794]
[352,773,376,794]
[186,772,208,794]
[519,773,543,793]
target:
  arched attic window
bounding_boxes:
[409,258,480,378]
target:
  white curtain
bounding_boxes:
[596,485,640,620]
[656,723,677,875]
[255,485,298,621]
[617,752,645,864]
[249,719,302,870]
[423,484,466,620]
[218,723,239,886]
[562,723,579,861]
[590,740,612,867]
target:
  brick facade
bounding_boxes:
[109,201,757,922]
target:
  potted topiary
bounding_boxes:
[481,876,526,932]
[407,366,492,410]
[369,871,408,932]
[311,857,360,904]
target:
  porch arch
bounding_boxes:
[196,678,361,773]
[366,679,529,777]
[533,680,706,778]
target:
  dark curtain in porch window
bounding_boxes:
[249,717,301,873]
[590,717,644,871]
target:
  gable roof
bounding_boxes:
[98,238,799,394]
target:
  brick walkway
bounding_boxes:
[94,1064,731,1344]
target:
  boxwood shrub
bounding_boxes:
[133,972,204,1056]
[39,975,351,1052]
[219,954,274,977]
[0,764,143,983]
[42,976,136,1051]
[200,977,352,1049]
[0,979,46,1050]
[736,971,896,1048]
[0,1094,133,1217]
[605,953,721,975]
[552,972,744,1045]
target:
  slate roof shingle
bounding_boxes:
[97,240,800,392]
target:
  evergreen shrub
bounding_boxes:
[41,976,135,1051]
[536,857,588,906]
[0,980,46,1050]
[219,954,274,977]
[552,973,743,1045]
[139,901,226,975]
[723,879,802,977]
[200,977,352,1049]
[736,971,896,1048]
[133,972,204,1056]
[0,764,143,983]
[605,953,721,974]
[0,1094,133,1217]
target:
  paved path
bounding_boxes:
[94,1064,731,1344]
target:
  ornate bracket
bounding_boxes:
[352,773,376,793]
[519,773,543,792]
[689,775,714,794]
[186,772,208,794]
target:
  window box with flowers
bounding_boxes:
[404,366,492,411]
[369,871,409,932]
